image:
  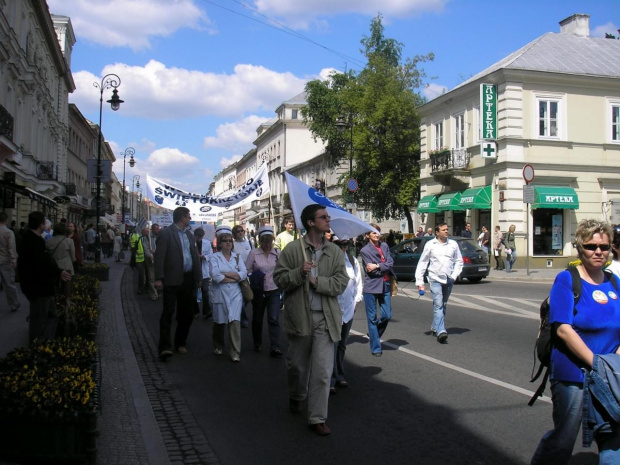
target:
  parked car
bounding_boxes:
[389,236,490,283]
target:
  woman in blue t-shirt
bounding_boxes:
[532,219,620,464]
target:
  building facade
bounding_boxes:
[417,14,620,268]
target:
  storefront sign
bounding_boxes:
[480,84,497,140]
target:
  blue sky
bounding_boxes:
[47,0,619,194]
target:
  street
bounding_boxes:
[128,272,599,465]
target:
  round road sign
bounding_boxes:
[346,178,358,193]
[522,164,535,184]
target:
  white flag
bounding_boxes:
[284,172,378,239]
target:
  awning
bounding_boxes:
[532,186,579,209]
[437,192,462,211]
[417,195,439,213]
[20,187,57,207]
[458,186,492,210]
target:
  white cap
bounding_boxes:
[257,225,274,238]
[215,225,232,237]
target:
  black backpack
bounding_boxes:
[528,267,618,406]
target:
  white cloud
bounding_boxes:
[203,115,270,151]
[218,155,243,169]
[423,82,447,100]
[47,0,212,50]
[70,60,307,120]
[592,22,619,38]
[252,0,447,29]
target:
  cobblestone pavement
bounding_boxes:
[120,266,220,465]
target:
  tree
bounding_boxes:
[302,14,432,232]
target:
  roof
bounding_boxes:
[453,32,620,92]
[282,91,307,105]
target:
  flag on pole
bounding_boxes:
[284,172,378,238]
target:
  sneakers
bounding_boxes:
[213,348,223,356]
[372,352,382,357]
[437,332,448,344]
[159,349,173,360]
[329,387,337,395]
[231,355,241,363]
[176,346,187,354]
[270,349,283,358]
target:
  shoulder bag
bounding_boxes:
[234,255,254,302]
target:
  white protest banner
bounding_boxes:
[151,214,173,228]
[284,172,378,239]
[145,164,269,222]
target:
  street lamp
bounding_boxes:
[121,147,136,230]
[93,74,124,262]
[335,113,353,179]
[132,175,140,222]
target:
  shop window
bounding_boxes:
[533,208,564,256]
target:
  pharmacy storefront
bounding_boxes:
[530,186,579,256]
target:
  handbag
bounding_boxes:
[235,256,254,302]
[389,274,398,297]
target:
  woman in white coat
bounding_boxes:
[209,226,247,362]
[330,235,363,393]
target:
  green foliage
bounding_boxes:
[302,14,433,231]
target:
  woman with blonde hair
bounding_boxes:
[531,219,620,464]
[504,224,517,272]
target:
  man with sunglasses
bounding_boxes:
[273,204,349,436]
[154,207,202,360]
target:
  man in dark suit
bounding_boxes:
[154,207,201,360]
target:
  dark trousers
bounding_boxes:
[331,319,353,387]
[158,272,195,351]
[28,295,57,343]
[251,289,281,350]
[494,251,505,270]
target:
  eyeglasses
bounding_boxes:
[581,243,611,252]
[220,239,233,243]
[315,215,330,221]
[235,230,245,234]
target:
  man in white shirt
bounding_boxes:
[232,224,252,327]
[415,223,463,344]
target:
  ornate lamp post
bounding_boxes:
[121,147,136,230]
[131,175,140,222]
[93,74,123,262]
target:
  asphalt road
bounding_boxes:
[134,275,599,465]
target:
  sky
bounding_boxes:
[46,0,619,195]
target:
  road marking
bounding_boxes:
[350,329,551,404]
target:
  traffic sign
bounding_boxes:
[522,164,535,184]
[346,178,358,193]
[523,185,535,204]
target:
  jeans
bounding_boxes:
[158,272,196,352]
[531,380,582,465]
[506,250,517,272]
[0,264,19,311]
[429,278,453,336]
[331,319,353,387]
[251,289,281,350]
[200,278,212,317]
[363,281,392,354]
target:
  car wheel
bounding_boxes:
[467,277,483,283]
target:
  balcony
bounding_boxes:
[63,183,77,195]
[430,148,470,185]
[36,161,57,180]
[0,104,13,140]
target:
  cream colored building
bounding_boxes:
[417,14,620,268]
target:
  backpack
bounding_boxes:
[528,267,618,406]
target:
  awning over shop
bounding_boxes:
[437,192,462,211]
[532,186,579,209]
[417,195,439,213]
[458,186,492,210]
[19,187,57,207]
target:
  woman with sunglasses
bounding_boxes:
[209,226,247,362]
[532,219,620,464]
[360,223,394,357]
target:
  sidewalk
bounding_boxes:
[487,266,557,282]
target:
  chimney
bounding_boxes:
[559,14,590,37]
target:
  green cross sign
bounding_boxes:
[481,140,497,159]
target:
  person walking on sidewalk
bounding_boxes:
[154,207,201,360]
[136,225,157,301]
[493,225,505,270]
[233,224,252,327]
[193,227,212,319]
[0,212,20,312]
[113,230,123,262]
[504,224,517,272]
[360,224,395,357]
[18,211,71,342]
[274,216,296,251]
[273,204,349,436]
[416,223,463,344]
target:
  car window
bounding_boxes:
[394,240,415,253]
[458,239,481,253]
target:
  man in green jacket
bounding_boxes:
[273,204,349,436]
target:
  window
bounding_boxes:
[454,113,465,149]
[473,106,480,143]
[292,109,298,120]
[433,121,444,150]
[612,104,620,142]
[533,209,564,256]
[539,100,558,137]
